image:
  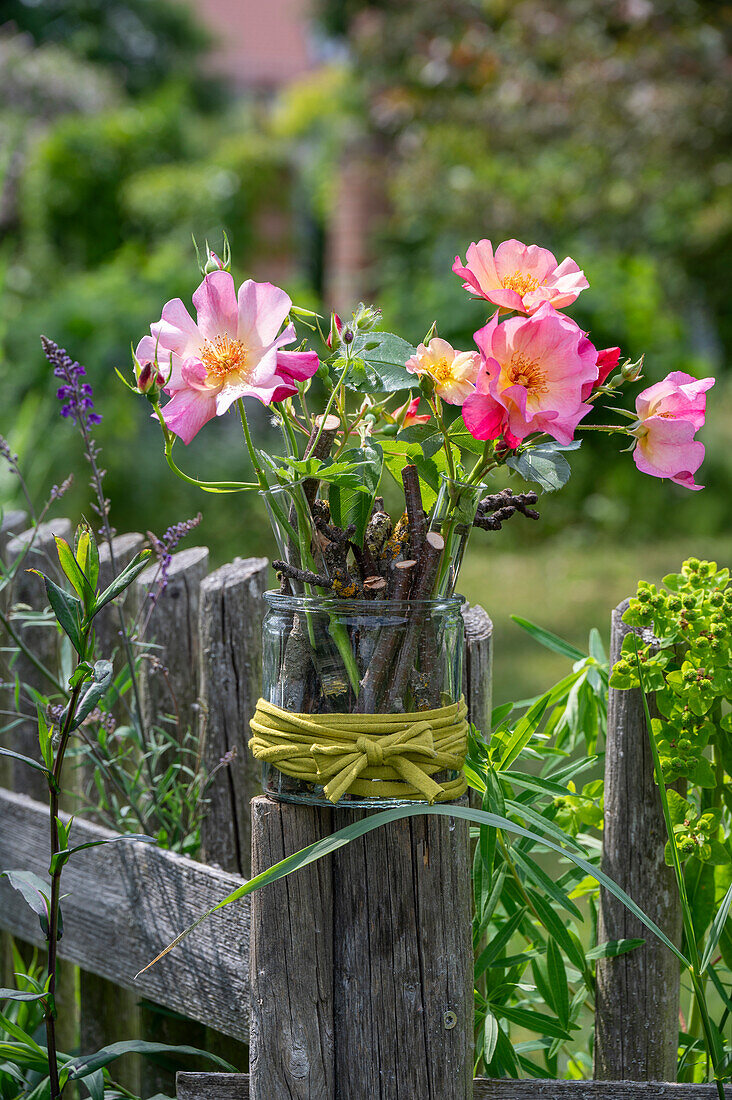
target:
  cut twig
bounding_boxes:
[364,507,392,576]
[359,560,416,711]
[272,560,332,590]
[401,464,426,560]
[474,489,540,531]
[303,414,340,509]
[385,532,444,710]
[363,575,387,599]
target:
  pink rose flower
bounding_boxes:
[453,239,589,315]
[631,371,715,491]
[462,302,599,446]
[394,395,431,428]
[136,271,319,443]
[405,338,479,405]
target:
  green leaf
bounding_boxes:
[496,696,548,771]
[510,847,583,920]
[0,869,56,938]
[0,746,52,783]
[329,445,383,546]
[33,573,84,655]
[345,332,416,393]
[475,907,527,978]
[446,421,486,456]
[0,988,48,1003]
[585,938,645,961]
[66,1040,235,1080]
[483,1010,499,1064]
[54,536,94,610]
[137,803,691,980]
[495,1003,573,1041]
[61,660,114,732]
[91,550,152,619]
[527,889,587,976]
[546,938,569,1028]
[502,770,572,800]
[84,1069,104,1100]
[506,441,580,492]
[701,881,732,973]
[510,617,586,661]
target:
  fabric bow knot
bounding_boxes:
[311,721,442,805]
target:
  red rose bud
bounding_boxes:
[137,361,165,401]
[596,347,622,387]
[326,313,344,349]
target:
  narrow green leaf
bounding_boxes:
[0,746,52,780]
[483,1010,498,1064]
[0,989,47,1003]
[497,697,548,771]
[54,536,94,609]
[475,907,527,978]
[511,617,586,661]
[62,660,114,731]
[585,938,645,961]
[701,881,732,973]
[510,847,583,920]
[36,573,84,655]
[496,1003,572,1041]
[136,803,691,977]
[91,550,152,619]
[527,889,587,976]
[67,1040,235,1079]
[546,939,569,1029]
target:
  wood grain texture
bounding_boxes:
[594,600,682,1082]
[135,545,209,739]
[79,532,147,1094]
[4,518,72,799]
[0,787,250,1041]
[462,603,493,738]
[249,795,472,1100]
[178,1074,732,1098]
[249,797,334,1100]
[198,557,269,877]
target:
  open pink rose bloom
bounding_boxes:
[453,238,589,315]
[136,271,319,443]
[462,302,599,447]
[632,371,715,490]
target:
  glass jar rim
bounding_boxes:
[263,589,465,614]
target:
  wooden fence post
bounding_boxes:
[594,598,682,1081]
[248,607,489,1099]
[78,532,145,1095]
[198,556,269,878]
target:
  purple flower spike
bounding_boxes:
[41,336,102,431]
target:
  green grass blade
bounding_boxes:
[137,803,691,976]
[511,617,586,661]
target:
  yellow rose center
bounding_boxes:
[507,351,548,395]
[200,334,248,382]
[427,356,453,384]
[502,271,541,297]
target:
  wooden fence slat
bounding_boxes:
[5,518,72,799]
[79,531,146,1092]
[134,544,215,1096]
[594,599,682,1082]
[177,1074,732,1098]
[0,787,249,1041]
[135,544,210,739]
[198,556,269,877]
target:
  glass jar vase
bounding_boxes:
[254,592,467,808]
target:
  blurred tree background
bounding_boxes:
[1,0,730,694]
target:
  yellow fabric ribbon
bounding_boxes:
[249,697,469,805]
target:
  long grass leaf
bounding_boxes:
[135,803,690,977]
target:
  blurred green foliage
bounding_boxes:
[0,0,730,563]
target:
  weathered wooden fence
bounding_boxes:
[0,512,725,1097]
